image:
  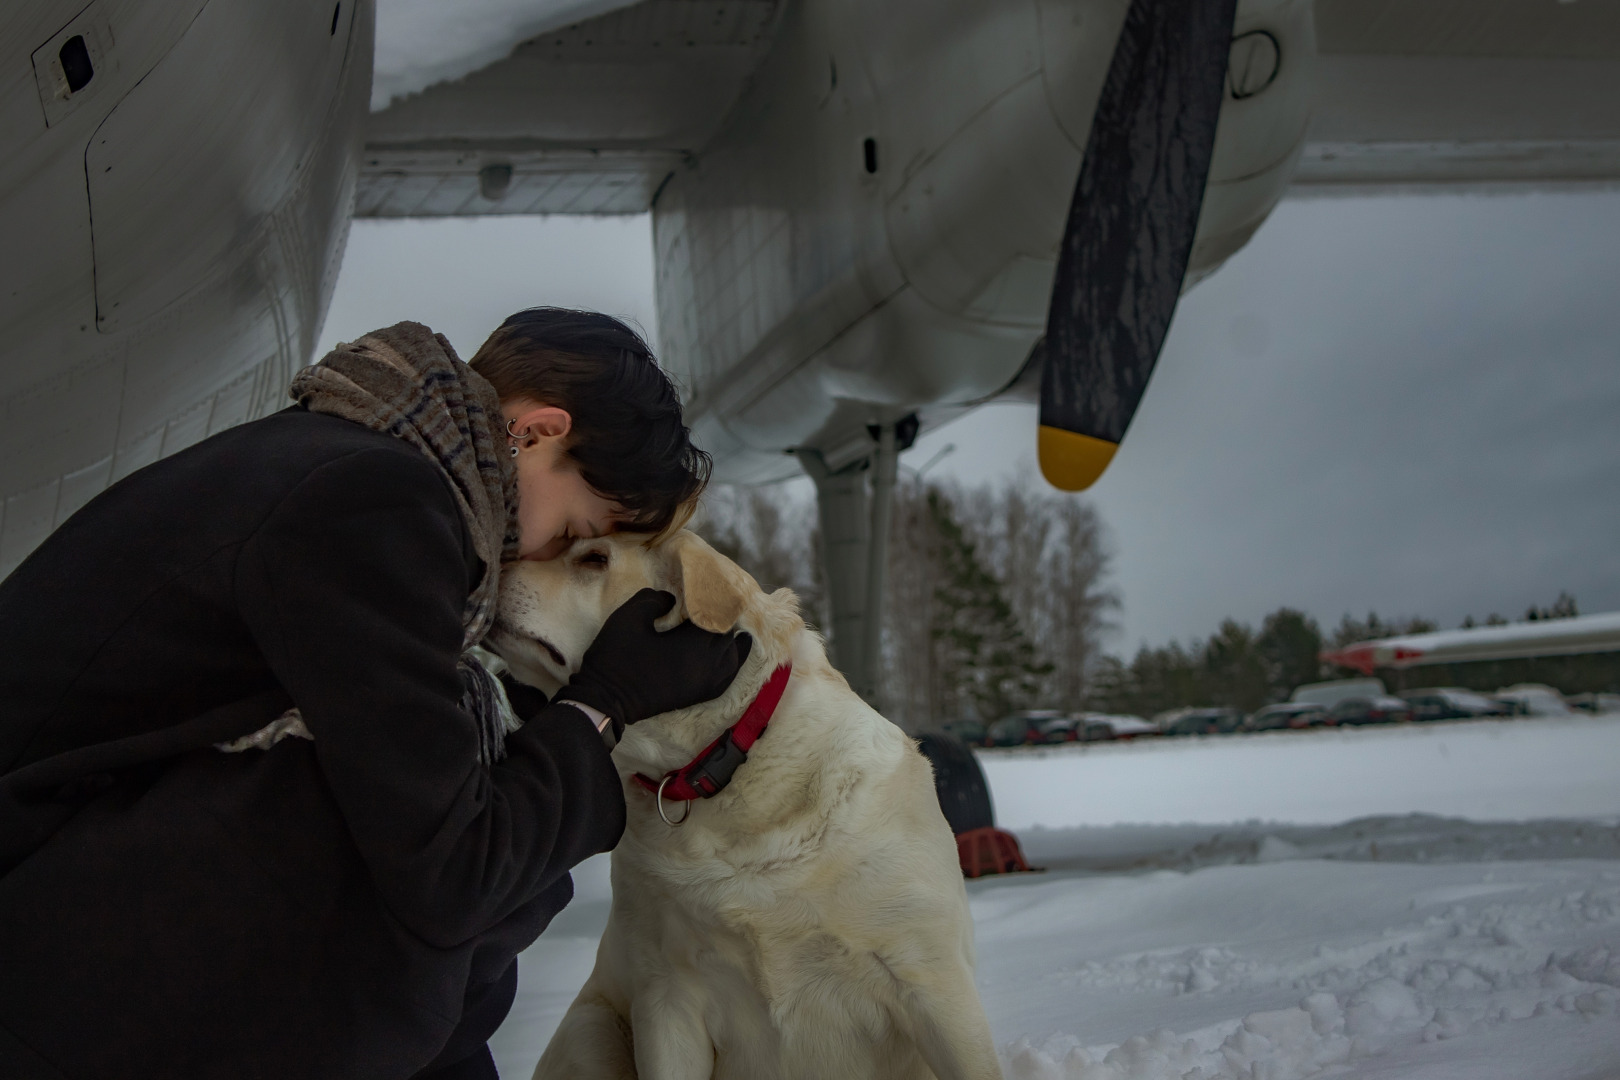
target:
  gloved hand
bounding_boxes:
[561,589,753,728]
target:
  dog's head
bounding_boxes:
[487,529,798,702]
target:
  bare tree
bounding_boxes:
[697,476,1116,731]
[694,484,824,627]
[881,476,945,728]
[1030,494,1117,707]
[949,479,1118,711]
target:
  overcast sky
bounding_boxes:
[321,189,1620,653]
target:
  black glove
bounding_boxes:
[561,589,753,728]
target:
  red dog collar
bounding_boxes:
[634,663,792,804]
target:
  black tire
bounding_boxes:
[915,733,996,835]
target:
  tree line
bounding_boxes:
[1086,609,1416,717]
[698,481,1609,725]
[1087,592,1605,714]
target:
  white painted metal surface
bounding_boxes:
[360,0,782,215]
[1298,0,1620,190]
[0,0,372,578]
[6,0,1620,580]
[652,0,1313,484]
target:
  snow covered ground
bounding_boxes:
[489,718,1620,1078]
[980,715,1620,830]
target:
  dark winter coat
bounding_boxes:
[0,407,627,1079]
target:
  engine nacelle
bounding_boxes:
[656,0,1315,482]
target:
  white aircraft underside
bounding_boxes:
[0,0,372,578]
[2,0,1618,584]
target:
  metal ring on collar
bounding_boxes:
[654,774,691,827]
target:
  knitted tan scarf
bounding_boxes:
[220,322,523,763]
[291,321,520,645]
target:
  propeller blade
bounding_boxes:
[1039,0,1238,491]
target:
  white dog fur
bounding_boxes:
[487,530,1002,1080]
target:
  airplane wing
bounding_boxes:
[357,0,1620,221]
[357,0,784,216]
[1300,0,1620,190]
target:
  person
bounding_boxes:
[0,310,750,1079]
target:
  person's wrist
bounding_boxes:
[561,676,632,727]
[555,699,611,734]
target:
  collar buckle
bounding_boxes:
[633,662,793,819]
[687,730,749,798]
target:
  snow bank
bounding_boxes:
[1017,814,1620,875]
[1004,966,1620,1080]
[986,857,1620,1080]
[372,0,639,110]
[979,716,1620,830]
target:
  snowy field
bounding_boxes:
[980,716,1620,830]
[489,718,1620,1079]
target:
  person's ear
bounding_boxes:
[507,404,572,443]
[671,533,757,633]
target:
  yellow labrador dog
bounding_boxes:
[487,530,1001,1080]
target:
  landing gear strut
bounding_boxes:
[797,417,910,707]
[798,417,1033,878]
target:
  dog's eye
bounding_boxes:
[577,550,609,569]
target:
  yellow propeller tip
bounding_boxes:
[1037,426,1118,492]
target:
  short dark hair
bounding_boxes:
[470,308,709,536]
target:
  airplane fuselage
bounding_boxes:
[0,0,371,576]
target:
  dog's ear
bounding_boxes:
[673,533,757,633]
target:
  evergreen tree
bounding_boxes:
[926,490,1050,719]
[1094,608,1329,715]
[1202,619,1271,712]
[1087,655,1134,714]
[1331,611,1437,649]
[1124,640,1206,717]
[1256,608,1324,700]
[950,481,1117,708]
[1526,591,1579,622]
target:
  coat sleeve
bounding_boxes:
[235,447,626,948]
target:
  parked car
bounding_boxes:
[1035,716,1081,743]
[1493,683,1576,717]
[986,709,1066,747]
[1081,713,1159,740]
[940,718,992,747]
[1324,695,1414,726]
[1154,707,1243,736]
[1568,692,1620,715]
[1035,715,1118,743]
[1243,702,1328,731]
[1399,688,1510,722]
[1074,715,1120,742]
[1291,677,1387,709]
